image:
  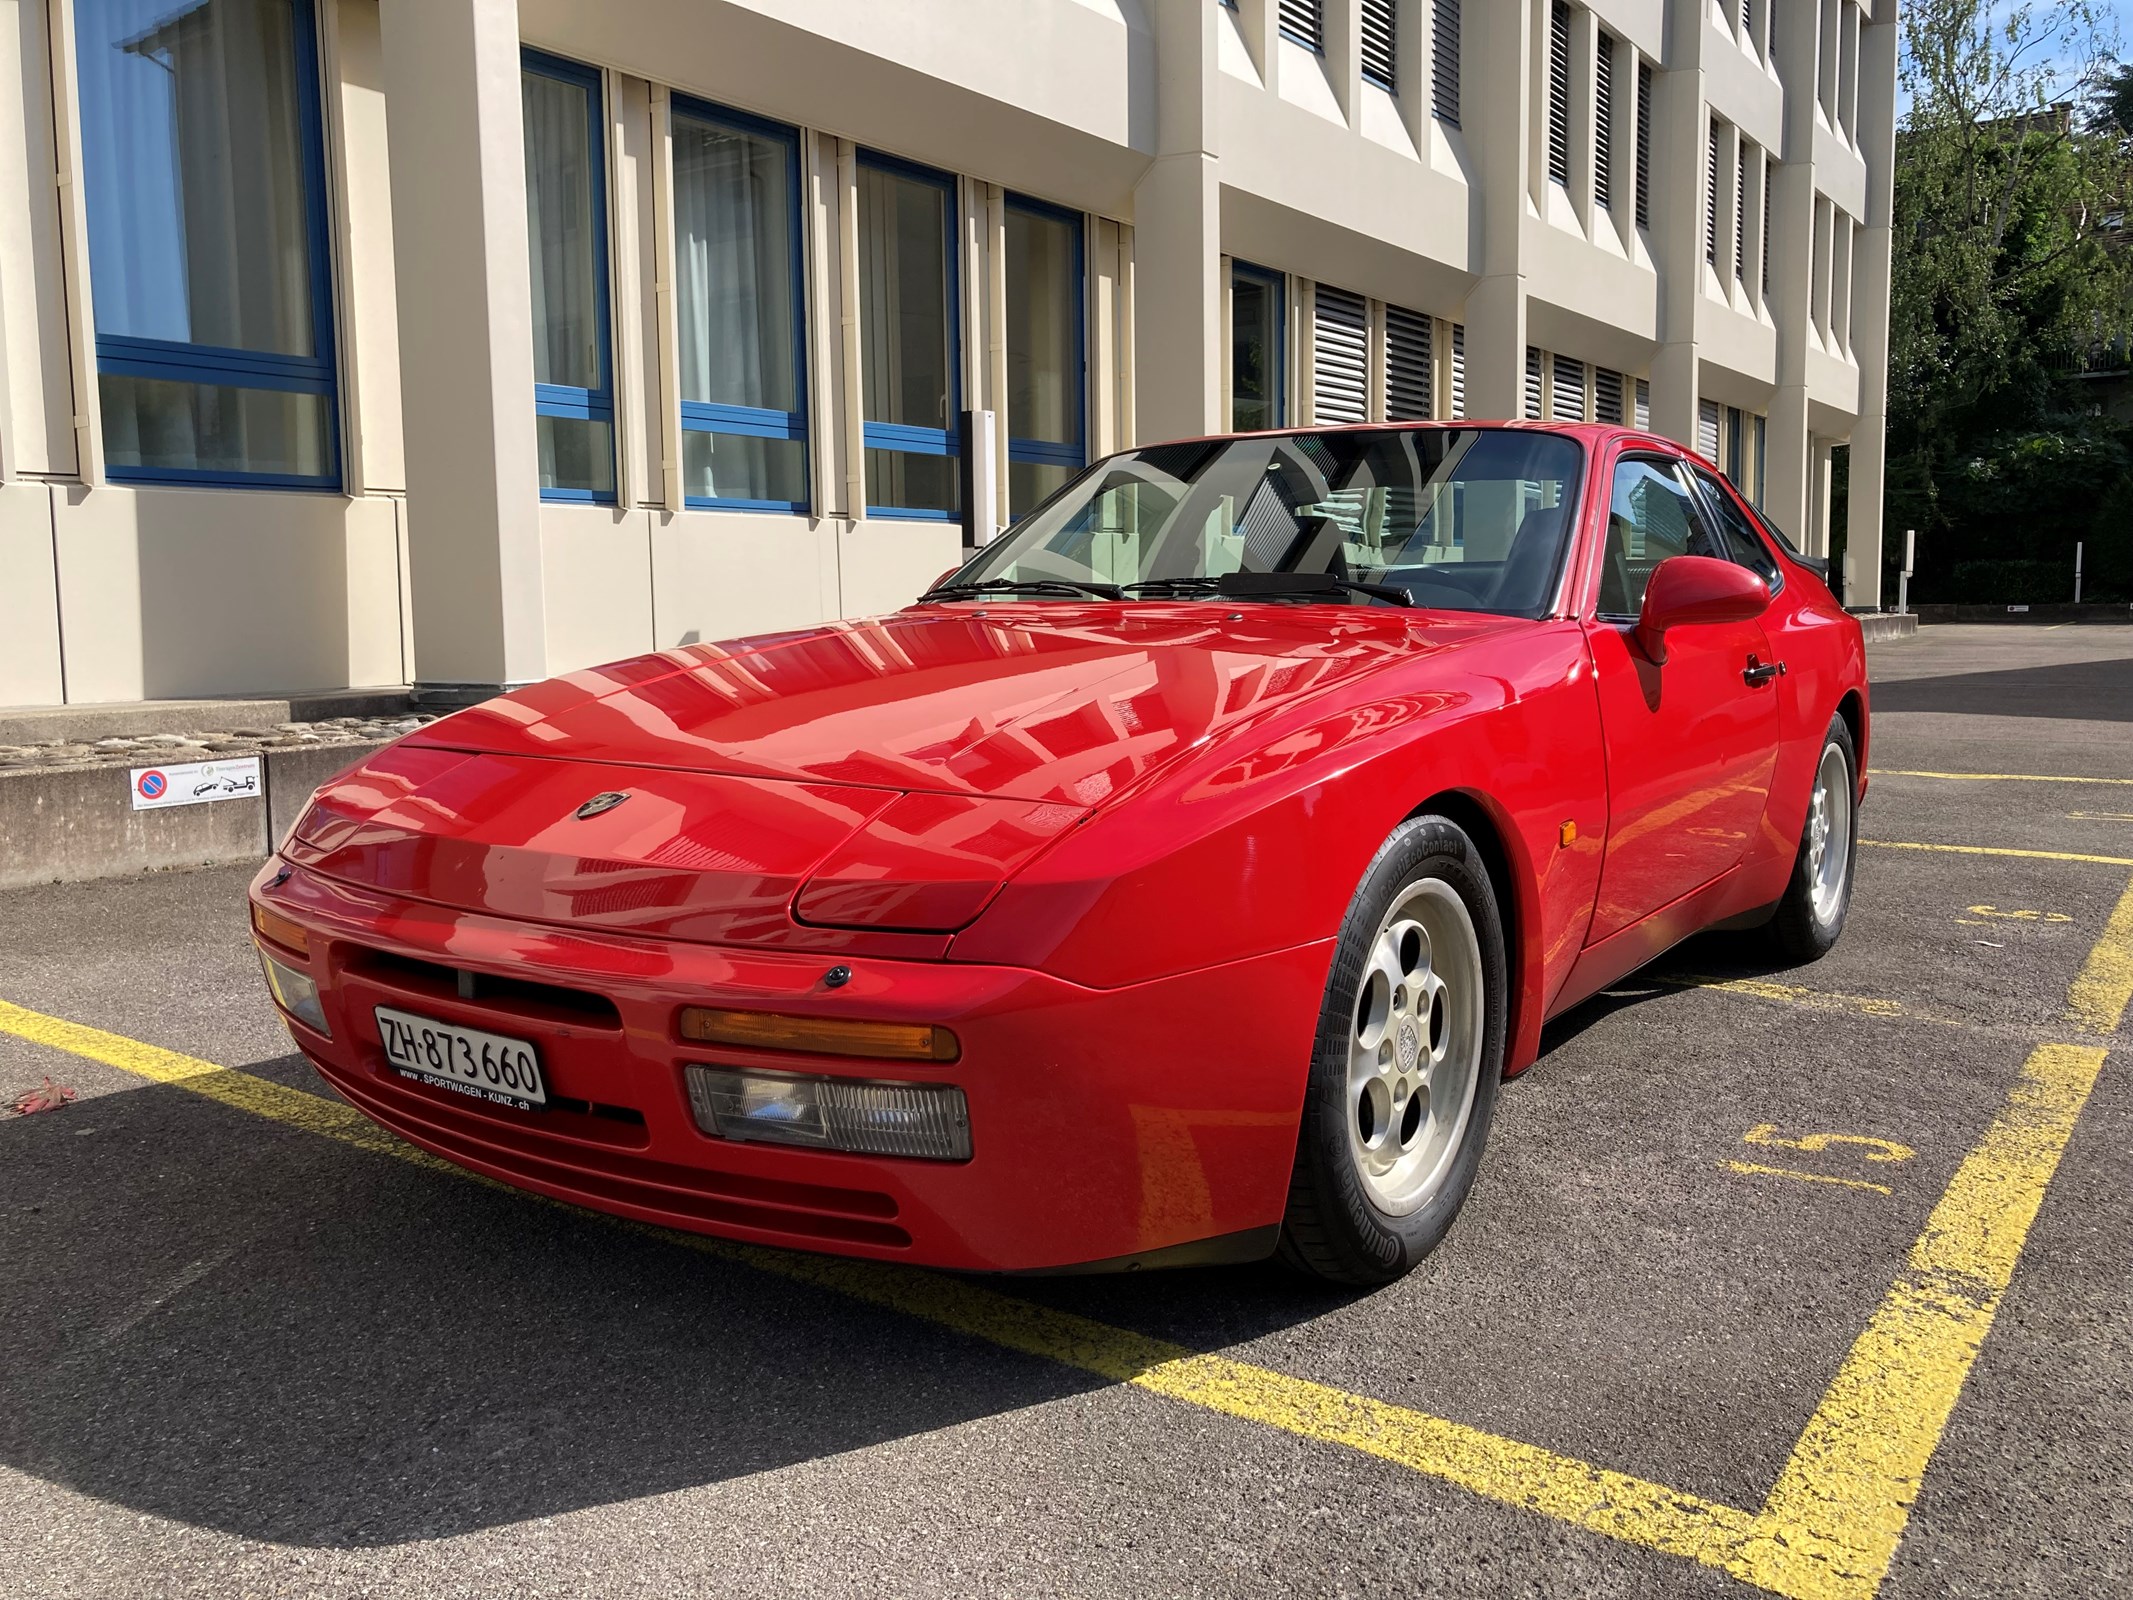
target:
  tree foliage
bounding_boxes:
[1883,0,2133,602]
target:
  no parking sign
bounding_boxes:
[129,757,261,811]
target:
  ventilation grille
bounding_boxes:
[1634,378,1651,430]
[1279,0,1323,51]
[1736,141,1750,283]
[1706,120,1723,266]
[1432,0,1462,125]
[1547,1,1572,187]
[1449,324,1467,417]
[1362,0,1396,90]
[1524,347,1545,421]
[1594,32,1615,210]
[1551,355,1587,422]
[1698,399,1722,460]
[1762,154,1774,294]
[1594,367,1624,426]
[1311,285,1368,425]
[1385,306,1433,421]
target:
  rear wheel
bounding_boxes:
[1768,715,1858,962]
[1279,817,1506,1286]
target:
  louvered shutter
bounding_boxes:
[1697,399,1722,460]
[1547,2,1571,187]
[1762,155,1774,293]
[1524,348,1545,420]
[1742,0,1756,41]
[1736,142,1749,282]
[1706,121,1722,266]
[1311,286,1368,424]
[1385,306,1433,421]
[1634,378,1650,430]
[1361,0,1396,90]
[1594,33,1615,211]
[1432,0,1461,125]
[1635,61,1653,228]
[1449,324,1467,417]
[1551,355,1587,422]
[1594,367,1624,425]
[1279,0,1322,51]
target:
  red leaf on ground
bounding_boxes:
[9,1077,76,1115]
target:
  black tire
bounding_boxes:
[1768,714,1859,963]
[1278,816,1507,1286]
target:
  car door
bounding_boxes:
[1583,452,1781,945]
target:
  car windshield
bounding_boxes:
[947,427,1585,617]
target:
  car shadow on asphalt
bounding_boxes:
[1535,929,1799,1055]
[1867,655,2133,721]
[0,1063,1357,1549]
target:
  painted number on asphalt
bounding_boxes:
[1956,905,2073,926]
[1718,1124,1915,1196]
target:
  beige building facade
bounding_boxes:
[0,0,1896,707]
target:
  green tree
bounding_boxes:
[1880,0,2133,603]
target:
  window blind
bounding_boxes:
[1736,141,1749,282]
[1635,61,1652,228]
[1385,306,1433,421]
[1432,0,1461,125]
[1311,285,1368,425]
[1524,347,1545,420]
[1762,154,1774,294]
[1279,0,1323,52]
[1706,120,1722,267]
[1594,367,1624,425]
[1634,377,1650,430]
[1697,398,1722,460]
[1547,1,1571,188]
[1449,323,1467,417]
[1361,0,1397,90]
[1551,354,1587,422]
[1594,32,1615,211]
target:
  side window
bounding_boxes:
[1692,469,1783,589]
[1597,458,1727,617]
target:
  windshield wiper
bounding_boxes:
[1122,573,1412,608]
[920,577,1125,603]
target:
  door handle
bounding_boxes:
[1743,655,1784,686]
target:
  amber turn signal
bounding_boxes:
[678,1007,960,1063]
[251,903,311,957]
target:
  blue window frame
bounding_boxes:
[1004,194,1085,520]
[76,0,339,490]
[857,151,961,521]
[522,49,615,503]
[671,96,809,513]
[1230,259,1286,431]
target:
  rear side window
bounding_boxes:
[1597,458,1728,617]
[1692,468,1783,590]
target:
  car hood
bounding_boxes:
[408,603,1516,807]
[288,604,1516,945]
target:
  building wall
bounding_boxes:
[0,0,1896,706]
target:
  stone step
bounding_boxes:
[0,688,414,747]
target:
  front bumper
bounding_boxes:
[249,859,1331,1272]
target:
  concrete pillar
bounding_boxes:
[1132,0,1223,441]
[1646,7,1706,446]
[1843,3,1899,611]
[1764,0,1824,548]
[1461,0,1530,421]
[379,0,547,702]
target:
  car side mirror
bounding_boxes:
[1635,555,1768,664]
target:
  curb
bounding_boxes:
[0,741,389,891]
[1856,613,1919,644]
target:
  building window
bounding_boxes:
[1230,261,1285,431]
[1635,60,1653,228]
[1432,0,1462,125]
[858,153,960,520]
[77,0,338,488]
[672,98,807,513]
[523,51,614,503]
[1384,306,1433,421]
[1594,31,1616,212]
[1279,0,1323,53]
[1005,195,1084,517]
[1361,0,1397,91]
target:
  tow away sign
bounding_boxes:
[131,757,262,811]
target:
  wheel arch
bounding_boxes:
[1403,787,1544,1079]
[1835,686,1868,782]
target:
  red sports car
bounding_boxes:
[250,423,1866,1284]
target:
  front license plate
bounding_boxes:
[375,1006,548,1109]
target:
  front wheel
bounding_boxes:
[1279,816,1506,1286]
[1768,715,1859,962]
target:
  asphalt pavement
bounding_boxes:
[0,622,2128,1599]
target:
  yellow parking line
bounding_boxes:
[0,997,1756,1576]
[1867,769,2133,787]
[1675,975,1907,1020]
[2068,878,2133,1035]
[1725,1042,2109,1600]
[1860,840,2133,868]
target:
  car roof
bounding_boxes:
[1140,418,1732,481]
